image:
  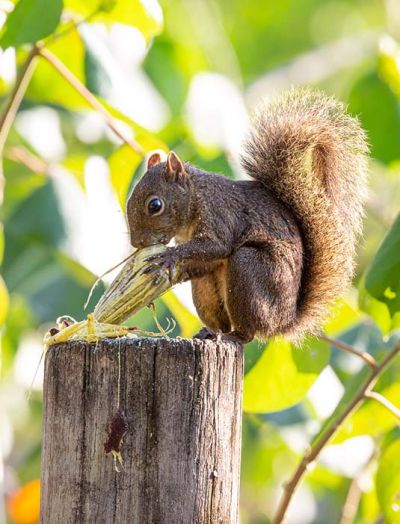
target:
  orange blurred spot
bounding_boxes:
[6,479,40,524]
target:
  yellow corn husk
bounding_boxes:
[43,314,132,348]
[44,245,178,348]
[93,244,178,325]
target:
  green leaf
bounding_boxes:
[393,312,400,330]
[61,155,86,188]
[0,274,9,325]
[244,339,266,375]
[381,427,400,452]
[161,290,201,339]
[144,38,188,114]
[3,157,47,219]
[323,297,361,336]
[241,417,296,489]
[333,382,400,443]
[84,44,111,98]
[0,223,4,265]
[54,251,99,287]
[365,214,400,316]
[80,25,112,98]
[378,35,400,98]
[4,244,103,322]
[376,438,400,522]
[243,337,330,413]
[0,294,35,375]
[360,482,380,524]
[4,181,66,255]
[108,144,141,208]
[348,71,400,164]
[0,0,63,48]
[359,280,392,334]
[65,0,163,41]
[98,0,117,12]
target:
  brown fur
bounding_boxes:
[126,89,369,343]
[241,88,369,338]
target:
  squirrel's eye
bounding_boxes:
[147,197,164,216]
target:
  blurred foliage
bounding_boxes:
[366,213,400,315]
[377,437,400,523]
[0,0,63,48]
[243,337,329,413]
[0,1,399,523]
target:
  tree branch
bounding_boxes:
[0,45,40,204]
[339,475,362,524]
[37,47,144,155]
[0,46,40,155]
[364,391,400,421]
[319,333,378,369]
[272,342,400,524]
[6,145,88,185]
[6,146,49,174]
[339,452,375,524]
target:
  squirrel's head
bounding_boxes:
[126,151,193,248]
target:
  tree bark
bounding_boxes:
[40,337,243,524]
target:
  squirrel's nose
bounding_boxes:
[130,232,144,248]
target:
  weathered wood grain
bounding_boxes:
[40,337,243,524]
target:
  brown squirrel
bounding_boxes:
[126,89,369,343]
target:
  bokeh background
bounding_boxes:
[1,0,400,523]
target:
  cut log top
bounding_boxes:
[40,336,244,524]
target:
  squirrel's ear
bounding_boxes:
[147,152,161,170]
[166,151,187,184]
[167,151,184,174]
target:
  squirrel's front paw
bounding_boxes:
[144,247,177,285]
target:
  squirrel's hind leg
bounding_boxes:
[191,267,232,334]
[226,246,300,340]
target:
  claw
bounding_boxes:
[142,264,158,275]
[145,252,163,262]
[167,261,174,285]
[145,248,177,287]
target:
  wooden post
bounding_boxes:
[40,337,243,523]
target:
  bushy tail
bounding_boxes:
[241,88,369,338]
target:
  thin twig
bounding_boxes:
[339,452,375,524]
[339,476,362,524]
[6,146,49,174]
[0,45,40,155]
[364,391,400,421]
[319,333,378,369]
[6,145,88,183]
[37,47,144,155]
[272,342,400,524]
[0,45,40,204]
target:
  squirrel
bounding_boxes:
[126,89,369,343]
